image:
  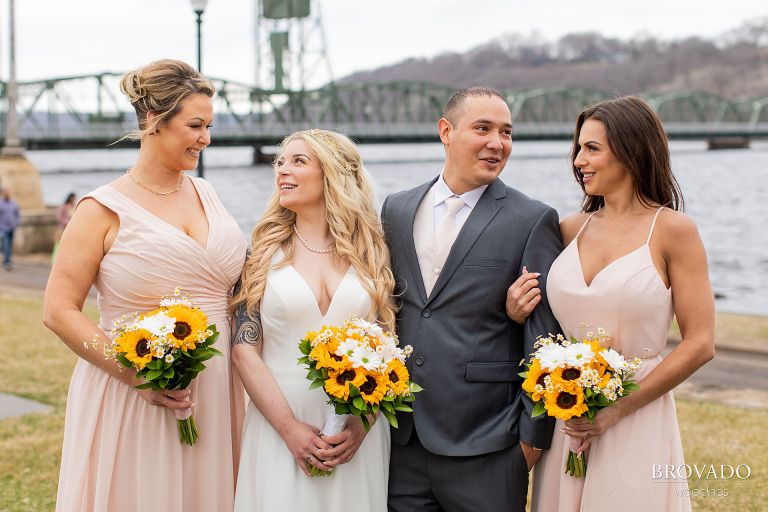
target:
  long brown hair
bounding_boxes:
[571,96,684,212]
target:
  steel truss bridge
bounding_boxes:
[2,74,767,153]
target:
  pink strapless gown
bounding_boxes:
[532,208,691,512]
[56,177,247,512]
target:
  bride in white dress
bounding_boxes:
[230,129,397,511]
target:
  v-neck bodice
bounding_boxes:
[546,209,673,362]
[83,178,247,323]
[259,252,372,372]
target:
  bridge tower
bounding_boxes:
[254,0,334,95]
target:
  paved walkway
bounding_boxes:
[2,255,768,419]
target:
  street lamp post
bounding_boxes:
[3,0,23,156]
[190,0,208,178]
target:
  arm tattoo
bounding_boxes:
[232,302,263,348]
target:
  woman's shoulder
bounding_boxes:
[654,208,701,245]
[559,212,590,245]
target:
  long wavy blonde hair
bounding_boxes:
[230,129,397,331]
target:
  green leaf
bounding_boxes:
[518,371,528,379]
[380,401,394,414]
[531,401,546,418]
[570,335,579,344]
[158,378,169,388]
[308,380,324,390]
[353,397,365,410]
[116,354,133,368]
[380,408,398,428]
[307,368,324,381]
[334,403,349,415]
[299,339,311,355]
[145,369,164,381]
[135,382,155,390]
[147,359,162,370]
[298,356,310,365]
[189,361,206,372]
[371,403,380,415]
[163,368,175,379]
[349,402,361,415]
[349,385,361,398]
[393,404,413,413]
[360,415,370,432]
[409,382,423,393]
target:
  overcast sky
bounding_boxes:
[7,0,767,84]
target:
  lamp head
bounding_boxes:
[190,0,208,13]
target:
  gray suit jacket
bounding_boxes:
[381,176,561,456]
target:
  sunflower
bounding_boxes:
[522,359,550,401]
[358,371,388,405]
[544,386,588,421]
[165,305,208,350]
[552,365,582,384]
[324,366,367,400]
[117,329,155,369]
[385,360,410,396]
[310,339,346,371]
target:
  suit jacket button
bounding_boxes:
[421,309,431,318]
[415,356,424,366]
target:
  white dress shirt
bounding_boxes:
[431,172,488,233]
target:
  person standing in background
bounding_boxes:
[52,191,76,262]
[0,187,20,271]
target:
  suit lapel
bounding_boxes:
[400,178,438,304]
[426,179,507,304]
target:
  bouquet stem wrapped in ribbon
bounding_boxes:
[105,288,222,445]
[299,318,422,477]
[520,328,640,477]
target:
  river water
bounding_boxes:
[28,140,768,316]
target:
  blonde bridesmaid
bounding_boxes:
[44,59,247,512]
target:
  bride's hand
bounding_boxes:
[281,420,334,476]
[319,416,372,467]
[506,266,542,324]
[136,388,194,410]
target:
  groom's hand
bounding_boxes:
[520,441,542,471]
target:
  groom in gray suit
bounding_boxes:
[382,87,562,511]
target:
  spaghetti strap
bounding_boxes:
[646,207,665,245]
[574,211,599,240]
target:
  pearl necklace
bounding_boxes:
[127,168,186,196]
[292,224,334,254]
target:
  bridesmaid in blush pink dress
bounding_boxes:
[43,60,247,512]
[506,96,715,511]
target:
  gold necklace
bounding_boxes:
[127,168,186,196]
[293,224,334,254]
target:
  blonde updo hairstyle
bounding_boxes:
[230,129,397,331]
[119,59,214,140]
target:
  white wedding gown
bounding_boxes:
[234,255,391,511]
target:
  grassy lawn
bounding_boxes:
[0,295,766,510]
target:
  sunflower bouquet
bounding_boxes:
[104,287,221,445]
[298,318,421,476]
[519,328,641,477]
